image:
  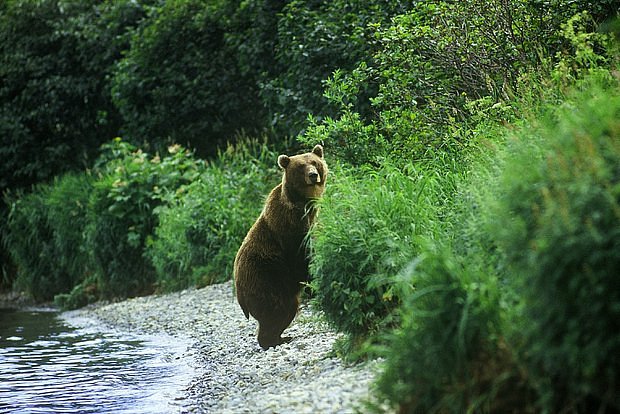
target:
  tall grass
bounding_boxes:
[309,157,465,343]
[5,174,92,301]
[375,246,525,413]
[147,140,279,291]
[376,72,620,413]
[486,76,620,412]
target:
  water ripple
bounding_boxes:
[0,309,193,413]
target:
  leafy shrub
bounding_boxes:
[4,138,280,304]
[0,0,145,193]
[370,66,620,414]
[299,2,619,166]
[54,274,98,310]
[310,162,450,338]
[487,76,620,412]
[111,0,266,156]
[148,140,279,291]
[87,139,202,299]
[262,0,413,135]
[5,190,54,301]
[43,174,95,288]
[302,107,387,167]
[5,173,92,301]
[376,247,528,413]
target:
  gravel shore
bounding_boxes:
[67,281,384,413]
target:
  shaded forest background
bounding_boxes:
[1,0,619,412]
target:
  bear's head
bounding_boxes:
[278,145,328,202]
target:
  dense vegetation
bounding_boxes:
[2,0,619,412]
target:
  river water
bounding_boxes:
[0,308,194,413]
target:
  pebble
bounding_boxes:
[68,280,387,413]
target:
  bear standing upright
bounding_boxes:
[234,145,328,349]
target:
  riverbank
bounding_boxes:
[0,290,40,310]
[66,280,385,413]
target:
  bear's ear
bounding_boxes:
[278,155,290,169]
[312,144,324,158]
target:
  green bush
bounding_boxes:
[376,247,526,413]
[262,0,412,135]
[299,2,618,166]
[374,72,620,414]
[111,0,265,156]
[5,190,54,301]
[310,162,450,338]
[4,138,280,304]
[87,139,203,299]
[5,173,92,301]
[302,107,388,167]
[0,0,145,193]
[148,140,279,291]
[487,76,620,412]
[43,174,94,288]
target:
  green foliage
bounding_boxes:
[4,138,206,302]
[53,274,98,310]
[303,108,387,167]
[310,162,453,337]
[4,174,93,301]
[5,190,54,301]
[0,0,615,193]
[486,77,620,412]
[376,247,524,413]
[0,0,147,284]
[43,174,94,287]
[0,0,145,193]
[299,1,619,166]
[111,0,266,156]
[262,1,413,135]
[376,71,620,413]
[147,140,279,291]
[3,137,281,305]
[87,139,202,299]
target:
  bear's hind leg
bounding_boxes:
[256,297,298,350]
[257,323,292,349]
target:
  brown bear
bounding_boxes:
[234,144,328,349]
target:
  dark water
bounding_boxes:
[0,308,193,413]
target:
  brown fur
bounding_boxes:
[234,145,328,349]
